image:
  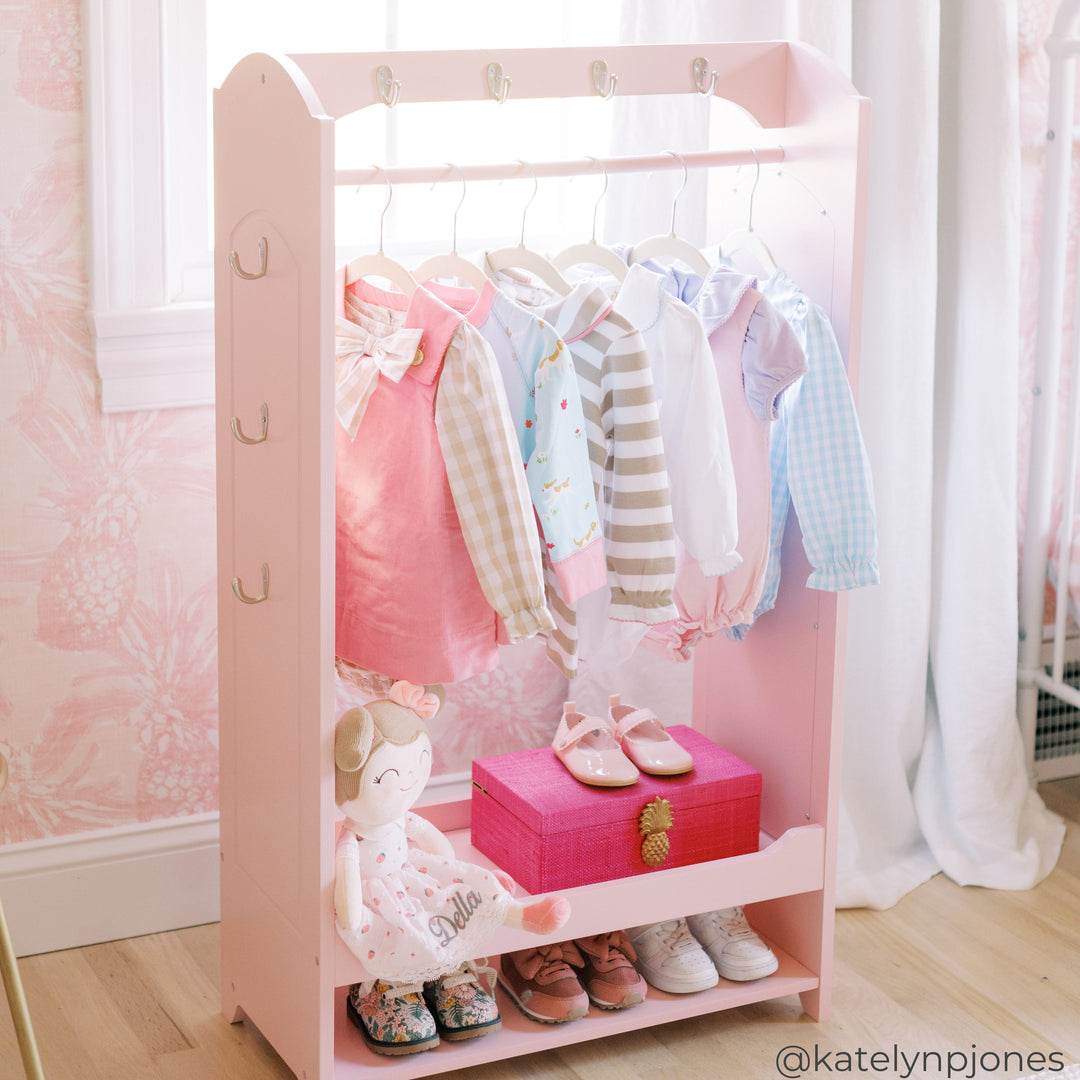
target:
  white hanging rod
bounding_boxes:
[335,146,784,189]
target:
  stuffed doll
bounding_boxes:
[334,680,570,1054]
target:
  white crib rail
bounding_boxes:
[1018,0,1080,780]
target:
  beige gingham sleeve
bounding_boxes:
[435,321,555,643]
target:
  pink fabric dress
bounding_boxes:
[335,280,550,684]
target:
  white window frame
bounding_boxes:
[83,0,214,412]
[83,0,620,413]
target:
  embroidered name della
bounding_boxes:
[428,889,484,947]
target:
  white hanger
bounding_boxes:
[413,164,489,292]
[629,151,711,275]
[552,157,627,282]
[345,168,418,295]
[720,148,778,276]
[484,160,572,296]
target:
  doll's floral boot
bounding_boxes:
[346,979,439,1055]
[423,958,502,1040]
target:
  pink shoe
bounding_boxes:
[609,695,693,776]
[553,702,639,787]
[498,943,589,1023]
[574,931,648,1009]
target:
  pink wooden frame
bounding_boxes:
[215,41,870,1080]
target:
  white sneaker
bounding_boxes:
[686,907,779,981]
[625,918,719,994]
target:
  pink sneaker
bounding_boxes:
[609,695,693,776]
[553,701,639,787]
[498,943,590,1023]
[574,931,648,1009]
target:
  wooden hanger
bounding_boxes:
[344,168,418,295]
[413,164,489,292]
[553,157,627,282]
[629,151,711,275]
[720,148,778,276]
[484,161,572,296]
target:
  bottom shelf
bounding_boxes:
[330,939,817,1078]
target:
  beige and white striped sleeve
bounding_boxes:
[591,316,678,624]
[434,320,555,643]
[542,556,579,679]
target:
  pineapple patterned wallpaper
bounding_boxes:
[0,0,220,840]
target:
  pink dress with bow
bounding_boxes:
[335,279,551,684]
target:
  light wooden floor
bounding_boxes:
[4,778,1079,1080]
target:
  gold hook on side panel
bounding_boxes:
[230,402,268,445]
[232,563,270,604]
[228,236,268,280]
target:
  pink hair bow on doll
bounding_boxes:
[334,316,424,437]
[388,680,442,720]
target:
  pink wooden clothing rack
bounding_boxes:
[214,40,870,1080]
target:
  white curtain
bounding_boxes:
[616,0,1065,908]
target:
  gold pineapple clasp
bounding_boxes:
[638,796,674,867]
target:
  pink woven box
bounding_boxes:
[470,725,761,894]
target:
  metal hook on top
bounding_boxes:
[592,59,618,100]
[692,57,719,97]
[376,64,401,108]
[516,160,539,248]
[487,62,512,104]
[665,150,690,237]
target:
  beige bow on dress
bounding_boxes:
[334,315,424,437]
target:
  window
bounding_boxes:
[86,0,620,411]
[84,0,212,411]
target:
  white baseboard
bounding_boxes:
[0,812,220,957]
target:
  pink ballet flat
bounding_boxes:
[552,702,639,788]
[608,695,693,776]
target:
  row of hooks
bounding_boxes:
[376,55,722,108]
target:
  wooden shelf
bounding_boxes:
[331,941,817,1078]
[334,820,825,987]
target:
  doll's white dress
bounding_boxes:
[336,811,513,984]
